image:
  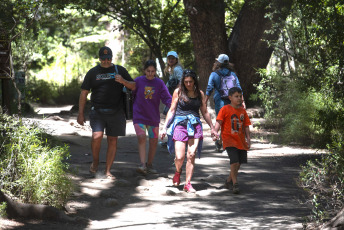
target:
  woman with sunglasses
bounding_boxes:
[161,70,218,193]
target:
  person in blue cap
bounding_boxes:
[161,51,184,147]
[164,51,183,96]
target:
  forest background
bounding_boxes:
[0,0,343,228]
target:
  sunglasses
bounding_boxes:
[183,69,197,78]
[100,58,112,61]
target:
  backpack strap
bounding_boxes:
[114,65,119,75]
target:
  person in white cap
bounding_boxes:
[205,54,245,152]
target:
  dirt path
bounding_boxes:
[0,107,322,229]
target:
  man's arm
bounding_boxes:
[77,89,89,125]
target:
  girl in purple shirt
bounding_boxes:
[132,60,172,174]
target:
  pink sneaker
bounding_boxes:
[173,170,182,186]
[183,182,196,193]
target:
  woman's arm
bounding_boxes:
[200,91,218,138]
[160,89,179,140]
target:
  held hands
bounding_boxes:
[211,129,219,141]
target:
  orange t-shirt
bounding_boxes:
[216,105,251,150]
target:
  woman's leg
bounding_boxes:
[185,138,199,184]
[174,141,186,172]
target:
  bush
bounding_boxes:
[254,69,326,147]
[0,113,73,209]
[299,142,344,223]
[25,77,81,105]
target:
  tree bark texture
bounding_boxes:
[183,0,227,92]
[228,0,293,105]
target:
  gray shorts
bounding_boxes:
[226,147,247,165]
[89,108,126,136]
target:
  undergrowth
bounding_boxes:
[0,113,73,209]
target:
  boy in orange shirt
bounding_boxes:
[214,87,251,194]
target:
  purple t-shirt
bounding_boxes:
[133,75,172,126]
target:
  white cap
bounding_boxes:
[167,51,178,59]
[216,54,229,64]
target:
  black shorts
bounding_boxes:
[89,108,126,137]
[226,147,247,165]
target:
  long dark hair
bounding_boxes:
[144,59,157,70]
[178,69,202,102]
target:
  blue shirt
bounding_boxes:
[206,68,242,114]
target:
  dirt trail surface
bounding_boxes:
[0,106,322,230]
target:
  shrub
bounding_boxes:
[0,113,73,209]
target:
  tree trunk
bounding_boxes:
[183,0,227,92]
[0,190,74,222]
[228,0,293,106]
[322,207,344,230]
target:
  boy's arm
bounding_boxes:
[244,126,251,149]
[215,120,222,133]
[212,120,222,141]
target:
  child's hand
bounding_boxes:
[211,130,219,141]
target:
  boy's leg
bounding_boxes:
[226,147,241,184]
[230,162,240,184]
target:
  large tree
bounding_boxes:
[184,0,293,105]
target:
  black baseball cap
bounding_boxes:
[99,46,113,59]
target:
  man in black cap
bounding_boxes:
[77,46,135,179]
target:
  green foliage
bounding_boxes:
[25,77,81,105]
[0,114,73,208]
[0,202,7,218]
[255,0,344,225]
[255,69,324,146]
[299,148,344,223]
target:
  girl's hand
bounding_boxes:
[160,128,167,140]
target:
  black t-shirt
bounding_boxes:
[81,64,133,110]
[176,97,201,118]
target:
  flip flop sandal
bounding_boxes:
[106,174,116,180]
[89,163,98,174]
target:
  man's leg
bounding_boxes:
[91,131,103,171]
[105,136,118,177]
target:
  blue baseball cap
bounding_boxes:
[167,51,178,59]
